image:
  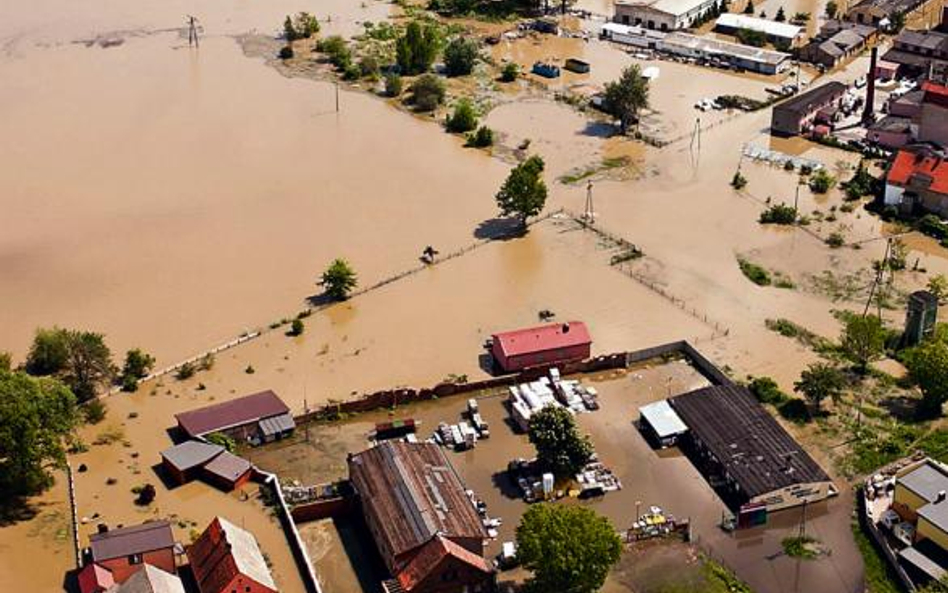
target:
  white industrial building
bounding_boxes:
[714,13,805,47]
[661,32,790,74]
[614,0,721,31]
[601,22,667,48]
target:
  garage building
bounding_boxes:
[490,321,592,373]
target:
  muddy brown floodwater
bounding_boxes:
[253,360,862,593]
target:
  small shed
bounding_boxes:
[161,441,224,485]
[202,451,253,491]
[639,400,688,448]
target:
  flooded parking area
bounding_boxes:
[253,357,862,593]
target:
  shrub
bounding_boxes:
[747,376,788,405]
[809,169,836,194]
[343,63,361,80]
[83,399,107,424]
[175,362,195,380]
[759,203,797,224]
[120,349,155,392]
[245,364,255,374]
[359,56,380,79]
[317,36,351,70]
[289,319,304,336]
[731,171,747,190]
[444,37,479,76]
[279,46,294,60]
[738,258,772,286]
[501,62,519,82]
[735,28,767,47]
[446,99,478,133]
[777,398,811,423]
[826,232,845,248]
[384,73,403,97]
[410,74,446,112]
[206,432,237,452]
[134,483,156,506]
[467,125,494,147]
[285,12,319,41]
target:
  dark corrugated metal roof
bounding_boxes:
[774,82,847,116]
[160,441,223,472]
[90,521,174,561]
[258,412,295,437]
[670,385,831,499]
[174,390,289,437]
[349,441,486,563]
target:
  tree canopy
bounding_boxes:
[603,65,649,134]
[495,155,547,228]
[794,363,846,411]
[528,405,593,478]
[839,314,887,373]
[516,504,622,593]
[396,21,440,75]
[0,370,79,499]
[410,73,446,111]
[905,339,948,418]
[25,327,114,402]
[444,36,479,77]
[121,348,155,392]
[320,258,358,300]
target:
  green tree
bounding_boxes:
[905,339,948,418]
[0,371,79,498]
[121,348,155,391]
[284,16,298,41]
[775,6,786,21]
[495,156,548,228]
[825,0,838,18]
[446,99,478,133]
[26,328,113,402]
[289,318,305,336]
[396,21,440,75]
[890,11,906,32]
[0,352,10,373]
[467,125,494,148]
[744,0,754,14]
[501,62,519,82]
[731,171,748,189]
[840,314,887,373]
[206,432,237,452]
[385,73,403,97]
[409,74,446,111]
[736,27,767,47]
[928,274,948,303]
[603,65,649,134]
[794,363,846,411]
[809,169,837,194]
[444,37,479,77]
[516,504,622,593]
[293,12,320,38]
[528,405,593,477]
[320,258,358,300]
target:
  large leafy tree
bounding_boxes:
[794,363,846,412]
[25,327,114,402]
[840,314,887,373]
[0,370,79,498]
[528,405,593,478]
[396,21,440,75]
[495,156,547,229]
[604,65,649,134]
[320,258,358,300]
[516,504,622,593]
[120,348,156,392]
[905,339,948,418]
[443,36,479,77]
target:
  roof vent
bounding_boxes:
[97,523,109,534]
[938,490,946,503]
[562,323,570,333]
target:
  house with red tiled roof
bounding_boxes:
[919,81,948,148]
[394,536,494,593]
[490,321,592,373]
[85,521,177,584]
[187,517,277,593]
[885,145,948,216]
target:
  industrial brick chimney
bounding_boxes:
[863,46,878,124]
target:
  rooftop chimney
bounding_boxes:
[938,490,946,503]
[562,323,570,333]
[97,523,109,534]
[863,46,878,125]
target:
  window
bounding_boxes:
[128,553,143,565]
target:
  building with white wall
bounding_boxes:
[615,0,721,31]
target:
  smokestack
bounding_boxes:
[863,46,878,124]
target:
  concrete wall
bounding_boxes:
[290,498,354,523]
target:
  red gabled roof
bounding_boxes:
[396,536,492,592]
[922,81,948,109]
[175,390,289,437]
[77,563,114,593]
[492,321,591,358]
[888,148,948,194]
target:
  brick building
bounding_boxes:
[187,517,277,593]
[490,321,592,373]
[86,521,177,584]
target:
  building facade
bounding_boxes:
[771,82,848,136]
[615,0,720,31]
[490,321,592,373]
[187,517,277,593]
[87,521,177,584]
[885,145,948,217]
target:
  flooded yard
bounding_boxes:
[254,359,863,593]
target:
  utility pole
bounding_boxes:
[187,15,200,48]
[584,180,595,224]
[799,498,809,538]
[335,83,340,112]
[793,182,800,214]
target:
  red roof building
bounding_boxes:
[395,536,493,593]
[490,321,592,373]
[919,81,948,147]
[885,146,948,217]
[187,517,277,593]
[174,390,294,444]
[87,521,177,584]
[77,563,114,593]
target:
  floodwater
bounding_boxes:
[253,360,862,593]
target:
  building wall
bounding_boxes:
[501,343,591,372]
[200,467,252,492]
[771,108,806,136]
[918,102,948,146]
[99,549,176,584]
[917,515,948,551]
[883,183,906,207]
[219,575,277,593]
[749,481,832,512]
[408,556,494,593]
[615,4,677,31]
[867,128,911,149]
